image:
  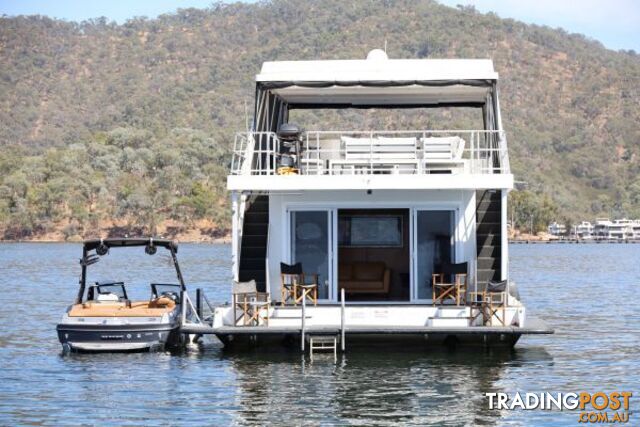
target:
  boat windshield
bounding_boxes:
[87,282,128,302]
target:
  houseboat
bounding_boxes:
[594,218,635,240]
[547,221,567,238]
[211,50,552,350]
[610,219,635,240]
[573,221,593,240]
[594,218,613,239]
[632,220,640,239]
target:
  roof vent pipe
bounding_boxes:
[366,49,388,61]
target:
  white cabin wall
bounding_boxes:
[267,189,478,301]
[461,190,478,289]
[267,192,288,300]
[230,191,240,281]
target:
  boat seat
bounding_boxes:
[96,293,119,302]
[148,296,176,309]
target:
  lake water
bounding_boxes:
[0,243,637,426]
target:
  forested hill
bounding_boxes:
[1,0,639,240]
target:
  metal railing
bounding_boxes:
[230,130,510,176]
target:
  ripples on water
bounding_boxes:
[0,243,637,425]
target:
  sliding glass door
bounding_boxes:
[289,208,456,302]
[412,210,455,301]
[290,210,335,301]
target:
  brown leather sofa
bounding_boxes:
[339,262,390,294]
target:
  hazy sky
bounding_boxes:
[1,0,638,52]
[439,0,639,52]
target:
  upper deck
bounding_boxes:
[227,52,513,191]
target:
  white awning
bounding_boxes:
[271,84,490,106]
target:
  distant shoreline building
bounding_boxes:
[573,221,593,239]
[593,218,612,239]
[547,221,567,238]
[545,219,640,241]
[588,218,638,240]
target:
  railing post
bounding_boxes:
[241,133,256,176]
[472,131,476,174]
[275,133,278,175]
[369,130,374,174]
[301,295,306,352]
[181,291,187,325]
[316,132,321,176]
[341,288,346,352]
[196,288,203,320]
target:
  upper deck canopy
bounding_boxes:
[231,52,510,191]
[256,52,498,108]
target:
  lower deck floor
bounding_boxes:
[186,304,552,349]
[214,303,527,329]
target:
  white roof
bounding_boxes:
[257,56,498,83]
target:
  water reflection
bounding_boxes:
[223,347,553,426]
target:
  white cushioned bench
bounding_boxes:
[329,136,419,174]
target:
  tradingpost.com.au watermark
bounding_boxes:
[485,392,633,423]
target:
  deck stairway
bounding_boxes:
[476,190,502,284]
[238,195,269,292]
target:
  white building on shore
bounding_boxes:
[593,218,613,239]
[547,221,567,238]
[632,220,640,239]
[573,221,593,239]
[593,218,637,240]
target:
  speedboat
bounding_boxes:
[57,238,190,353]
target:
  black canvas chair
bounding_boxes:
[432,262,468,305]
